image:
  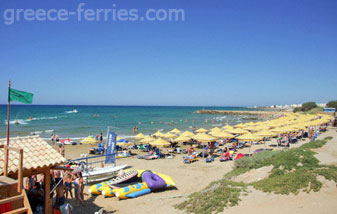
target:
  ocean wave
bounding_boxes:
[5,115,60,125]
[118,135,135,139]
[211,124,222,127]
[31,116,58,121]
[65,109,78,114]
[6,119,28,125]
[30,129,55,135]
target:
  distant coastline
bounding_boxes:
[194,109,283,119]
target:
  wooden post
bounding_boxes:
[6,80,11,173]
[4,146,8,176]
[17,149,23,193]
[44,168,52,214]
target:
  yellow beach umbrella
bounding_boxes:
[193,133,216,142]
[81,136,98,144]
[151,138,170,147]
[222,124,233,130]
[234,123,247,128]
[290,125,306,131]
[211,131,235,139]
[247,125,270,132]
[180,131,195,137]
[236,133,263,156]
[210,127,222,132]
[195,128,208,133]
[153,131,164,137]
[236,133,263,141]
[227,128,248,135]
[281,126,299,133]
[270,127,287,134]
[170,128,181,134]
[161,132,177,139]
[174,135,191,143]
[255,130,277,137]
[134,133,145,139]
[139,136,154,143]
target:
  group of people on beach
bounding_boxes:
[24,170,84,213]
[50,134,59,143]
[95,133,104,143]
[54,170,85,209]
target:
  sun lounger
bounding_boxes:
[183,154,198,164]
[205,155,214,162]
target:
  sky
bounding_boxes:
[0,0,336,107]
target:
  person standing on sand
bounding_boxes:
[79,172,84,202]
[73,173,84,204]
[54,181,65,209]
[58,144,65,157]
[99,132,103,143]
[63,173,73,200]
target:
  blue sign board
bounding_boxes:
[324,108,335,113]
[105,132,117,164]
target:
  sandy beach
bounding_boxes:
[59,126,337,214]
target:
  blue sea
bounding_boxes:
[0,105,256,140]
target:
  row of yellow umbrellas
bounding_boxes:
[131,113,333,146]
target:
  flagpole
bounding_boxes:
[6,80,11,174]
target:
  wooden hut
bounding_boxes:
[0,136,66,214]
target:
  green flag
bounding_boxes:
[8,88,33,104]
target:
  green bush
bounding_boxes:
[327,100,337,110]
[301,102,317,111]
[176,137,337,214]
[234,151,277,170]
[293,107,302,113]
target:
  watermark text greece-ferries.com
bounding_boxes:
[2,3,185,25]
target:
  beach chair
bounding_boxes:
[183,154,198,164]
[205,155,214,162]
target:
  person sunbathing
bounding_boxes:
[231,142,237,150]
[188,146,194,155]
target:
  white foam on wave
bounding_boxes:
[65,109,78,114]
[5,119,28,125]
[31,116,58,121]
[30,129,55,135]
[118,135,135,139]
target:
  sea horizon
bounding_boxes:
[0,105,258,140]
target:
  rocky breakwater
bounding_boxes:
[194,110,282,119]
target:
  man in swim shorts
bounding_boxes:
[54,181,65,209]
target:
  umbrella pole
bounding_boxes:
[249,141,251,157]
[264,138,266,151]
